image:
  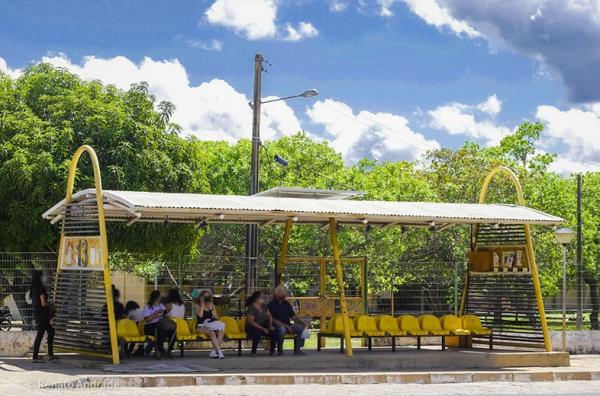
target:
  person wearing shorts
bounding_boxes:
[193,289,225,359]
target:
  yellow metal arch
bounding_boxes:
[56,145,120,364]
[475,166,551,352]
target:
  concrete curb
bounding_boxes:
[51,370,600,388]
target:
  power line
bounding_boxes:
[263,68,440,154]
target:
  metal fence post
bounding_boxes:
[454,261,459,315]
[178,254,183,288]
[154,261,158,290]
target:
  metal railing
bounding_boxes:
[0,252,596,332]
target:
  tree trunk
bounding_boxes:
[585,276,599,330]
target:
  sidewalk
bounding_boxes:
[0,352,598,389]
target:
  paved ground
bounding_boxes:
[1,353,600,395]
[3,380,600,396]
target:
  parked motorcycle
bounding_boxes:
[0,306,12,331]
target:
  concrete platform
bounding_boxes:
[0,350,583,389]
[108,349,568,372]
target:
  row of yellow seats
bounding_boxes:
[118,316,295,357]
[318,314,492,353]
[117,318,209,358]
[323,314,491,338]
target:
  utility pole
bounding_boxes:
[245,54,263,296]
[576,173,583,329]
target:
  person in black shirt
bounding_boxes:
[268,285,308,355]
[112,285,125,320]
[30,270,56,363]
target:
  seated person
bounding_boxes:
[193,289,225,359]
[268,285,308,355]
[143,290,175,359]
[125,301,144,322]
[245,291,278,357]
[112,285,125,320]
[166,288,185,319]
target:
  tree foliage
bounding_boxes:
[2,64,598,323]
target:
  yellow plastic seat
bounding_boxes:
[375,315,406,336]
[173,317,197,341]
[117,319,146,342]
[441,314,470,336]
[461,314,492,336]
[221,316,247,339]
[418,314,450,336]
[329,314,362,336]
[355,315,385,337]
[238,317,247,333]
[397,315,428,336]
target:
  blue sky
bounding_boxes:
[1,0,599,173]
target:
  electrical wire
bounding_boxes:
[263,68,440,154]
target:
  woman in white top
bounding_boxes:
[166,288,185,319]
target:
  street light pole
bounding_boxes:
[562,244,567,352]
[244,53,318,296]
[576,174,583,330]
[246,53,263,295]
[554,227,576,353]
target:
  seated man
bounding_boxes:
[268,285,308,356]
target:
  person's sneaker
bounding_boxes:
[293,350,306,356]
[209,349,218,358]
[218,350,224,359]
[48,355,60,361]
[32,358,45,364]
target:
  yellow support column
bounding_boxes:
[479,166,551,352]
[328,217,353,357]
[276,219,293,285]
[58,145,120,364]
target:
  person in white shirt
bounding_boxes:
[125,301,144,322]
[166,288,185,319]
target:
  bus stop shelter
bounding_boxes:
[42,146,563,364]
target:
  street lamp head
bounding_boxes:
[248,101,254,109]
[554,227,576,245]
[301,89,318,98]
[274,155,289,167]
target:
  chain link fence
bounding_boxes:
[0,252,596,332]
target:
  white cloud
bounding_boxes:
[405,1,600,102]
[378,0,396,17]
[307,98,440,163]
[329,0,349,12]
[536,104,600,164]
[186,39,223,51]
[0,57,21,78]
[283,22,319,42]
[548,155,600,175]
[428,95,509,145]
[204,0,278,40]
[477,94,502,116]
[400,0,479,37]
[204,0,318,42]
[38,54,302,142]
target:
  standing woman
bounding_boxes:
[31,270,56,363]
[194,290,225,359]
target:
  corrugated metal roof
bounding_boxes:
[42,189,564,227]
